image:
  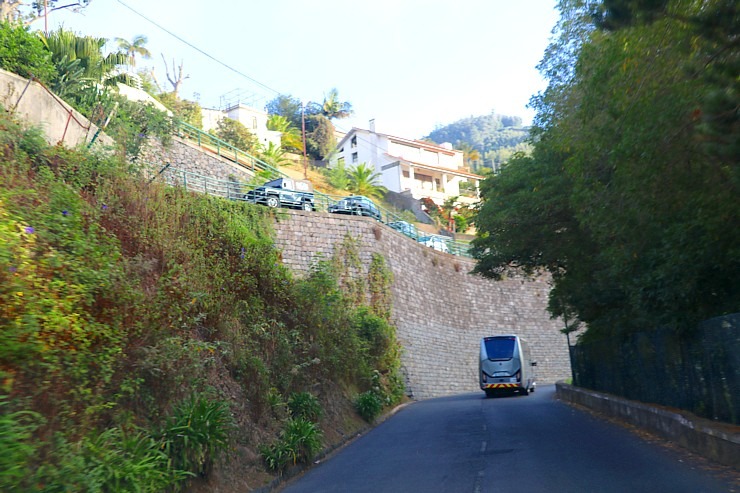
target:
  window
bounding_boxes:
[252,117,257,129]
[351,135,357,148]
[352,152,358,164]
[484,337,515,361]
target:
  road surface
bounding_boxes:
[280,385,738,493]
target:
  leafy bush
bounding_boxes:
[0,21,56,83]
[355,391,383,423]
[260,418,323,472]
[212,117,257,153]
[157,92,203,128]
[287,391,323,422]
[68,427,188,492]
[158,395,233,476]
[0,397,42,491]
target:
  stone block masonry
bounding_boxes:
[139,137,256,183]
[273,210,572,400]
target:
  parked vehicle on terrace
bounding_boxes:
[245,177,315,211]
[388,220,418,239]
[328,195,381,220]
[417,234,450,253]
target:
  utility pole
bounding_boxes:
[301,101,308,179]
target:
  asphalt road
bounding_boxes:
[279,385,738,493]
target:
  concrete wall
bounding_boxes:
[273,210,571,399]
[556,383,740,468]
[0,68,114,149]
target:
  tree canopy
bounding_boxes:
[265,90,352,160]
[472,0,739,340]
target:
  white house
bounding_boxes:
[333,122,482,206]
[201,103,281,149]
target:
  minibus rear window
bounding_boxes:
[484,337,515,361]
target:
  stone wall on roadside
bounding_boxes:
[139,137,257,183]
[272,209,571,399]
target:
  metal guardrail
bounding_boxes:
[156,166,473,258]
[175,120,286,180]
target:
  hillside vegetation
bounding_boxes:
[425,112,530,171]
[0,111,404,492]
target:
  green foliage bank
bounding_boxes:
[0,110,403,491]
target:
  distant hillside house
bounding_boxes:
[333,122,482,206]
[201,103,281,148]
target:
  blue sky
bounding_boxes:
[46,0,559,139]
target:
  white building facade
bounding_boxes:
[201,104,281,149]
[334,124,482,206]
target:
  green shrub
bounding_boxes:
[355,391,383,423]
[76,428,187,492]
[260,418,323,472]
[0,397,42,491]
[159,395,233,476]
[25,427,190,492]
[283,418,323,464]
[0,21,56,83]
[287,391,323,422]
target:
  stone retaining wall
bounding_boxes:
[140,137,256,183]
[273,210,571,399]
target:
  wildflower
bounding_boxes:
[24,226,34,234]
[240,247,245,259]
[8,266,17,273]
[101,204,108,210]
[62,210,69,216]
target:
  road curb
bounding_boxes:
[555,381,740,469]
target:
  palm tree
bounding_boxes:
[267,114,302,151]
[348,163,385,200]
[42,28,131,93]
[114,35,151,68]
[259,142,293,168]
[320,88,352,121]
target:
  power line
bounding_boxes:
[114,1,407,162]
[115,0,281,96]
